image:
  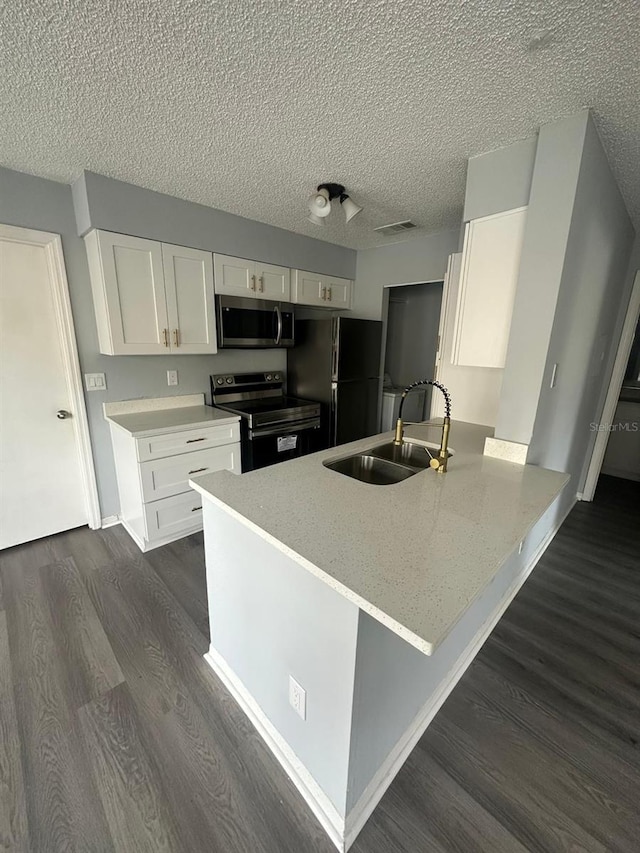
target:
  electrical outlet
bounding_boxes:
[289,676,306,720]
[167,370,178,386]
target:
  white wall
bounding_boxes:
[432,254,504,427]
[463,135,537,222]
[0,166,356,519]
[353,228,460,320]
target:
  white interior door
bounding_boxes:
[0,227,92,548]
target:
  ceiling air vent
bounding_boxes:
[373,220,418,236]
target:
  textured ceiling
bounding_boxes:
[1,0,639,249]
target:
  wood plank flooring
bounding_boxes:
[0,474,638,852]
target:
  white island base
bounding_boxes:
[193,423,569,850]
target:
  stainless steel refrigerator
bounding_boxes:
[287,317,382,447]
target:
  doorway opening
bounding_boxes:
[380,281,443,432]
[582,271,640,500]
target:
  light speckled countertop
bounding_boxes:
[191,421,569,655]
[104,394,239,437]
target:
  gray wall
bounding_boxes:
[384,282,443,412]
[204,502,358,816]
[463,136,537,222]
[74,171,357,277]
[353,228,460,320]
[526,115,635,514]
[1,166,356,518]
[495,111,591,446]
[345,488,562,810]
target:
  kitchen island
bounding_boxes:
[190,421,569,851]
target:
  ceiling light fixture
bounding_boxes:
[307,183,363,225]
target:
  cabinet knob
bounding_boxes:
[163,328,169,347]
[173,328,180,347]
[251,274,257,291]
[327,287,332,302]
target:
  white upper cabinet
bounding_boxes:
[213,254,290,302]
[255,261,291,301]
[162,244,217,354]
[86,230,169,355]
[292,270,352,309]
[452,207,527,369]
[86,230,217,355]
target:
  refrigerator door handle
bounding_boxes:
[331,382,338,447]
[331,316,339,381]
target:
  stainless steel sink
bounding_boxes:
[369,441,440,470]
[323,454,416,485]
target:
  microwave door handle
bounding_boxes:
[274,305,283,346]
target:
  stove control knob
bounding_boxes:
[216,378,224,385]
[274,374,280,381]
[266,374,272,381]
[226,377,233,384]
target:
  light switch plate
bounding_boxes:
[85,372,106,391]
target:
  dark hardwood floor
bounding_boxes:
[1,474,639,852]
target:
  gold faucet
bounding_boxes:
[393,380,452,474]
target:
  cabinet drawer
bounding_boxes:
[140,443,240,502]
[136,421,240,461]
[144,491,205,542]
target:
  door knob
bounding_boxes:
[56,410,72,419]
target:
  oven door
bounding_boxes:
[217,295,294,348]
[243,418,322,470]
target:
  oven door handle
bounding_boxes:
[249,418,320,439]
[274,305,283,346]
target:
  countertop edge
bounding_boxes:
[190,478,436,655]
[105,410,240,438]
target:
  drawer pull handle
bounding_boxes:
[191,506,202,512]
[188,467,208,475]
[186,437,206,443]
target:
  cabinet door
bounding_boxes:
[292,270,327,306]
[213,254,257,297]
[163,244,217,353]
[324,276,352,309]
[90,231,169,355]
[255,262,291,301]
[452,207,527,369]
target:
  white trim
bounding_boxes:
[101,515,121,528]
[204,496,574,852]
[582,270,640,501]
[343,495,575,850]
[0,223,101,529]
[204,647,347,852]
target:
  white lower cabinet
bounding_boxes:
[110,419,241,551]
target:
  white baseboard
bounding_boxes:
[343,496,576,849]
[204,498,576,853]
[119,518,203,552]
[203,647,347,852]
[100,515,120,528]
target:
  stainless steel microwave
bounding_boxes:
[216,295,295,348]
